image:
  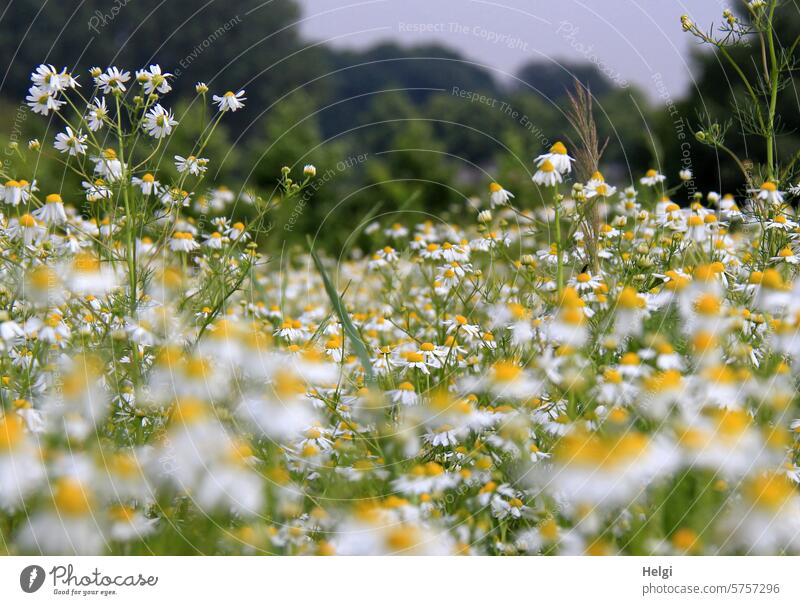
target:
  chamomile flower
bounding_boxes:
[175,155,208,175]
[31,64,77,92]
[212,90,247,112]
[585,171,617,199]
[640,168,666,186]
[54,126,87,156]
[488,182,514,207]
[750,181,785,206]
[82,179,112,202]
[131,173,159,195]
[32,193,67,225]
[85,97,108,131]
[534,141,573,174]
[26,86,64,115]
[143,104,177,139]
[92,148,124,181]
[532,159,562,187]
[95,66,131,93]
[169,231,200,252]
[135,64,173,95]
[1,180,25,206]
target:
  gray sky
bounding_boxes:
[296,0,725,100]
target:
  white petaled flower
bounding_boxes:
[750,181,785,206]
[0,320,24,342]
[679,169,693,181]
[1,180,25,206]
[174,155,208,176]
[26,86,64,115]
[143,104,177,139]
[225,221,249,242]
[54,126,87,156]
[16,478,105,555]
[131,173,159,195]
[534,141,574,174]
[30,64,78,92]
[387,382,419,406]
[169,231,200,252]
[584,171,617,199]
[92,149,124,181]
[33,193,68,225]
[532,159,562,187]
[95,67,131,94]
[135,64,172,95]
[85,97,108,131]
[0,413,46,512]
[640,168,666,186]
[488,182,514,207]
[212,90,246,112]
[204,232,224,249]
[773,246,800,264]
[160,187,191,207]
[82,179,112,202]
[8,213,45,245]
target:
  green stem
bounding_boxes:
[766,0,780,180]
[115,95,137,316]
[554,189,563,296]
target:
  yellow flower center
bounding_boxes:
[53,478,92,516]
[539,159,555,173]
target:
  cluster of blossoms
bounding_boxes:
[2,63,800,556]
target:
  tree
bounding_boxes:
[0,0,325,114]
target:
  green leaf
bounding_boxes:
[308,238,375,384]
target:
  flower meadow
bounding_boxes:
[3,6,800,557]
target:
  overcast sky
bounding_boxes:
[295,0,724,100]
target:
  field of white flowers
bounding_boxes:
[2,2,800,556]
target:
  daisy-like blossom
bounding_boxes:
[25,86,64,115]
[135,64,173,95]
[168,231,200,252]
[212,90,246,112]
[131,173,159,195]
[85,97,108,131]
[143,104,177,139]
[1,180,26,206]
[584,171,617,199]
[54,126,87,156]
[95,67,131,93]
[175,155,208,175]
[750,181,785,206]
[82,179,112,202]
[534,141,574,174]
[488,182,514,207]
[640,168,666,186]
[32,193,67,225]
[532,159,562,187]
[31,64,78,93]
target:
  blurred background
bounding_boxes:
[2,0,800,249]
